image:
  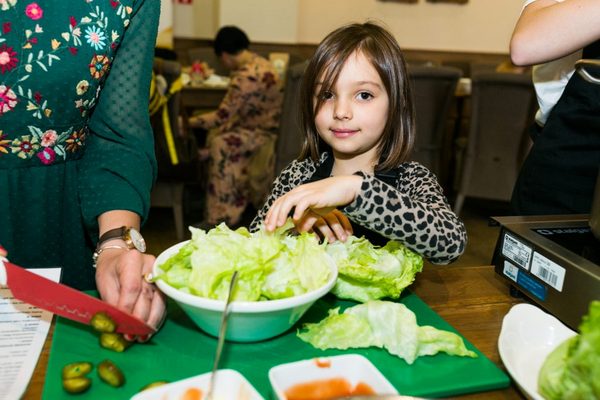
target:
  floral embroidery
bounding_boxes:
[0,44,17,73]
[40,129,57,147]
[37,146,55,164]
[84,26,106,51]
[1,1,131,164]
[65,129,86,152]
[25,3,43,20]
[0,131,10,155]
[89,54,110,79]
[0,0,17,12]
[76,80,89,95]
[0,85,17,115]
[11,135,40,159]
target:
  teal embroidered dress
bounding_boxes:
[0,0,159,289]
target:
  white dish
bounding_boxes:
[498,303,577,400]
[130,369,264,400]
[269,354,398,400]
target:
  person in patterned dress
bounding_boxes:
[252,22,466,264]
[189,26,283,228]
[0,0,166,336]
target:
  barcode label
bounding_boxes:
[502,233,532,270]
[531,252,566,292]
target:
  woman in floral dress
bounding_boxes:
[0,0,166,333]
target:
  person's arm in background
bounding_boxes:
[511,0,600,66]
[78,0,165,334]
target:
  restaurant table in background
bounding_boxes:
[22,264,525,399]
[181,84,227,116]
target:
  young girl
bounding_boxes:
[250,22,466,264]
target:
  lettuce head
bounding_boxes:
[538,300,600,400]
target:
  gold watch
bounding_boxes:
[92,226,146,267]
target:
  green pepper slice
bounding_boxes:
[90,311,117,333]
[97,359,125,387]
[99,332,131,352]
[62,377,92,393]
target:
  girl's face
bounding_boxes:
[314,51,389,169]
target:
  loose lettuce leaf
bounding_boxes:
[538,300,600,400]
[298,300,477,364]
[326,237,423,302]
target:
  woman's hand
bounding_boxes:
[0,245,6,258]
[265,175,363,232]
[94,248,166,342]
[294,209,353,243]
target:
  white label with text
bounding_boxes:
[502,233,532,270]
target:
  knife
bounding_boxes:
[0,259,155,336]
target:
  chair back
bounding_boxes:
[274,60,309,176]
[453,71,537,215]
[151,58,199,181]
[408,65,462,177]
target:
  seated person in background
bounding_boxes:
[250,22,466,265]
[189,26,283,228]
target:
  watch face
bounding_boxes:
[129,228,147,253]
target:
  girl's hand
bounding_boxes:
[94,248,166,342]
[0,245,7,258]
[295,209,353,243]
[265,175,363,231]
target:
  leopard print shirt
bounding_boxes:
[250,152,467,265]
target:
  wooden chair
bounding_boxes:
[453,72,537,215]
[150,58,200,240]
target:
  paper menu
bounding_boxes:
[0,268,61,400]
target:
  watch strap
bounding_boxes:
[97,226,128,250]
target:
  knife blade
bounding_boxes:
[1,260,155,336]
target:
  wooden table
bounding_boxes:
[22,265,525,399]
[180,84,227,116]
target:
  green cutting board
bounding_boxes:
[42,292,509,399]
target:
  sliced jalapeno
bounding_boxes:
[97,359,125,387]
[90,311,117,333]
[140,380,169,391]
[62,361,93,379]
[99,332,131,352]
[62,377,92,394]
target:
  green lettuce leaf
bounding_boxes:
[298,300,477,364]
[326,237,424,302]
[157,220,333,301]
[538,300,600,400]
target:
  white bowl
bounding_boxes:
[130,369,264,400]
[269,354,398,400]
[498,303,577,400]
[153,241,338,342]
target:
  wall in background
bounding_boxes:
[173,0,523,54]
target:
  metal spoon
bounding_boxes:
[205,270,239,400]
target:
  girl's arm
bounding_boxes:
[343,165,467,264]
[510,0,600,66]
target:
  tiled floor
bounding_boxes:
[144,188,512,269]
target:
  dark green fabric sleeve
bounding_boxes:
[79,0,160,239]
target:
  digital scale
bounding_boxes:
[492,214,600,331]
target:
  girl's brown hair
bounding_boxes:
[299,22,415,171]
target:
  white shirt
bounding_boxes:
[523,0,582,126]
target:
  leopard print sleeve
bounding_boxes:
[344,162,467,264]
[249,159,317,231]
